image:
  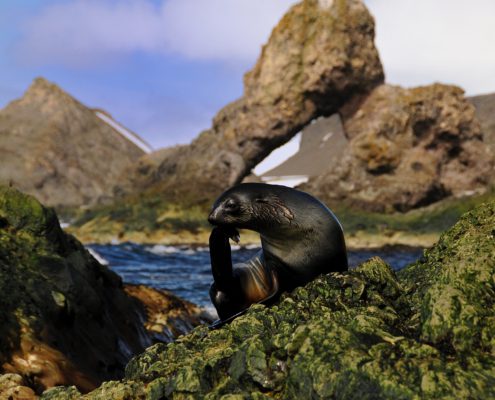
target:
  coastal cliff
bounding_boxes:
[42,200,495,399]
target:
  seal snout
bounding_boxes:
[208,208,221,225]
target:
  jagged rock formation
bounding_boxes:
[43,200,495,399]
[0,187,210,395]
[0,78,149,208]
[264,93,495,185]
[302,84,494,212]
[114,0,384,203]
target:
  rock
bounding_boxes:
[303,84,494,212]
[113,146,185,199]
[124,284,212,343]
[0,187,208,395]
[44,200,495,399]
[117,0,384,203]
[0,374,37,400]
[470,92,495,151]
[0,77,148,208]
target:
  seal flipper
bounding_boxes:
[209,227,233,291]
[209,227,245,320]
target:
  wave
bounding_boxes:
[146,244,183,255]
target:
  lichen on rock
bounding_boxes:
[44,201,495,399]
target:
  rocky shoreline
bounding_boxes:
[40,198,495,399]
[1,186,494,399]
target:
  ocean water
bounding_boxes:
[87,243,424,309]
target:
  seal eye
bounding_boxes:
[224,199,239,213]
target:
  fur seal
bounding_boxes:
[208,183,348,323]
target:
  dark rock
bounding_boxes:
[0,77,148,208]
[0,187,209,394]
[45,200,495,399]
[303,84,494,212]
[116,0,384,204]
[124,284,212,344]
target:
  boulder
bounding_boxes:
[0,374,37,400]
[118,0,384,203]
[44,200,495,399]
[303,84,494,212]
[124,284,212,344]
[0,187,210,395]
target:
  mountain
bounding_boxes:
[0,77,151,208]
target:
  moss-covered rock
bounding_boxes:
[0,187,209,395]
[44,201,495,399]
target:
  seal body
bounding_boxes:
[208,183,348,320]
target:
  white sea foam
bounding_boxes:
[147,244,182,255]
[59,220,71,229]
[245,244,261,250]
[87,247,109,266]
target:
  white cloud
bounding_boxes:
[365,0,495,94]
[16,0,296,67]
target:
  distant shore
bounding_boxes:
[67,225,437,250]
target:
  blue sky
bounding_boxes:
[1,0,495,151]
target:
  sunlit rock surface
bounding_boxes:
[44,201,495,399]
[303,84,494,212]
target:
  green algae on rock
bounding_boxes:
[0,186,151,392]
[0,187,210,395]
[43,201,495,399]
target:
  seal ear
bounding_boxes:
[254,194,294,224]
